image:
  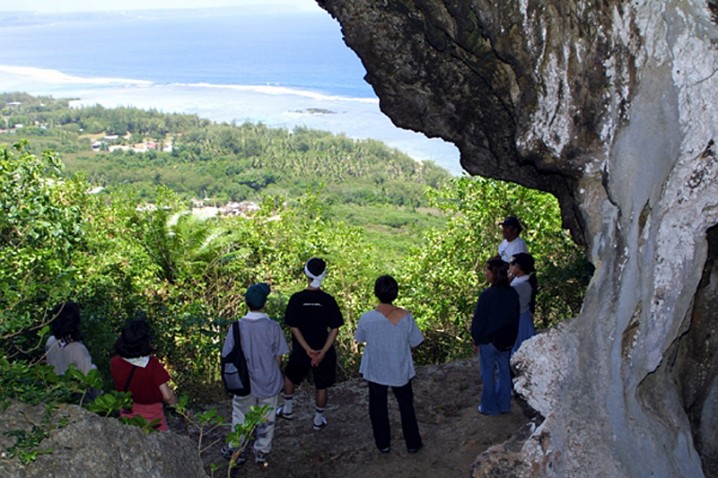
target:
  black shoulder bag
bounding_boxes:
[221,322,252,396]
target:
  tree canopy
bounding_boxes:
[0,95,591,409]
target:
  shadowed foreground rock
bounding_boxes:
[0,402,207,478]
[318,0,718,476]
[1,359,532,478]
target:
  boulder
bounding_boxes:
[0,401,207,478]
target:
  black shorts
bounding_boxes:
[285,348,337,389]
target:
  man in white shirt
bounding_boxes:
[498,216,528,262]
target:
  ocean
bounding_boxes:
[0,8,462,174]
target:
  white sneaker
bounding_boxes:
[312,416,327,431]
[275,406,294,420]
[255,451,269,468]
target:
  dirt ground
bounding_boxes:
[171,358,532,478]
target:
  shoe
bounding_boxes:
[275,406,294,420]
[255,451,269,469]
[477,405,498,416]
[379,447,390,454]
[220,445,246,465]
[407,444,423,454]
[312,416,327,431]
[221,445,234,460]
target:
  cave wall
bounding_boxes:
[317,0,718,476]
[674,225,718,477]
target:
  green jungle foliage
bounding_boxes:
[1,93,449,267]
[1,92,447,205]
[1,95,592,415]
[400,177,593,363]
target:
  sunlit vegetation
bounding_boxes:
[0,94,592,410]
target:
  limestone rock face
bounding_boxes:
[318,0,718,476]
[0,402,207,478]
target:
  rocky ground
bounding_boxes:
[171,358,535,478]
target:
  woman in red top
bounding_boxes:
[110,318,177,431]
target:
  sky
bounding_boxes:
[0,0,462,172]
[0,0,323,13]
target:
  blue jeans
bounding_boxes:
[512,311,535,354]
[479,343,512,415]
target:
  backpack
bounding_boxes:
[221,321,251,396]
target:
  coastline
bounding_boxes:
[0,65,462,175]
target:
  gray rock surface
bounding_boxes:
[0,359,531,478]
[318,0,718,476]
[0,402,207,478]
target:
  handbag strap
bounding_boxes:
[123,364,137,392]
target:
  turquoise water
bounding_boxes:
[0,9,372,98]
[0,8,461,173]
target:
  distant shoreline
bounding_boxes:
[0,7,462,174]
[0,66,462,175]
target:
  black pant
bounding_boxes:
[368,380,422,451]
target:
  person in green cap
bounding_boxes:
[221,282,289,469]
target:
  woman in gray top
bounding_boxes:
[509,253,537,354]
[355,275,424,454]
[45,301,96,376]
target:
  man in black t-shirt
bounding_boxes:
[276,257,344,430]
